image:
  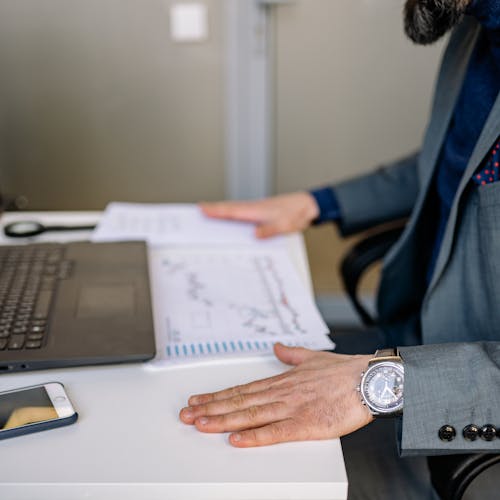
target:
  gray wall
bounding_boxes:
[0,0,225,209]
[274,0,445,192]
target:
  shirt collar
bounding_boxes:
[466,0,500,31]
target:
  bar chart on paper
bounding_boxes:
[149,248,333,364]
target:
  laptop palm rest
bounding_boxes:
[76,285,134,319]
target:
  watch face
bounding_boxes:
[361,361,404,414]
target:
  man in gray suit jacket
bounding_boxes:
[180,0,500,497]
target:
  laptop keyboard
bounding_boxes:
[0,244,71,351]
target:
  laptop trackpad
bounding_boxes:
[76,285,135,318]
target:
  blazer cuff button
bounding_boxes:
[463,424,480,441]
[438,425,456,442]
[480,424,497,441]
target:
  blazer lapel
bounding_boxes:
[383,18,480,267]
[428,89,500,293]
[418,18,481,196]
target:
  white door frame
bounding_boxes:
[225,0,292,200]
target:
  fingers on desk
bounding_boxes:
[228,420,308,447]
[180,384,289,424]
[182,403,313,448]
[194,401,287,433]
[187,371,291,406]
[178,377,322,448]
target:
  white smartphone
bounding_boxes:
[0,382,78,440]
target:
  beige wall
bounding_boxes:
[0,98,6,195]
[0,0,225,210]
[274,0,446,192]
[0,0,447,213]
[272,1,446,296]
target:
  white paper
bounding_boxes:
[92,202,286,247]
[91,202,334,365]
[149,247,334,364]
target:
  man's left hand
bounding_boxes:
[179,343,373,447]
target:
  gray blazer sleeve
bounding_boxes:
[333,152,420,236]
[398,342,500,456]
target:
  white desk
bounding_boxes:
[0,212,347,500]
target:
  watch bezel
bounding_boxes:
[360,360,404,416]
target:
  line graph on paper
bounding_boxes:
[149,248,331,359]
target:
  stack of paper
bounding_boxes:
[92,203,333,365]
[91,202,286,247]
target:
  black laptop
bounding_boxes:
[0,241,156,372]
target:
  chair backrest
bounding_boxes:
[340,225,405,326]
[428,453,500,500]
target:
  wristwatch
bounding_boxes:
[357,348,404,417]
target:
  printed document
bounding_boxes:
[91,202,334,364]
[149,247,333,364]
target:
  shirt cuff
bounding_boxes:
[310,187,343,225]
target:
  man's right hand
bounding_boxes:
[199,192,320,239]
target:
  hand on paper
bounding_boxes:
[199,192,320,239]
[179,343,373,447]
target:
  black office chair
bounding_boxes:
[338,222,500,500]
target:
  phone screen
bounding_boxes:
[0,387,58,431]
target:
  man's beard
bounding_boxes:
[404,0,469,45]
